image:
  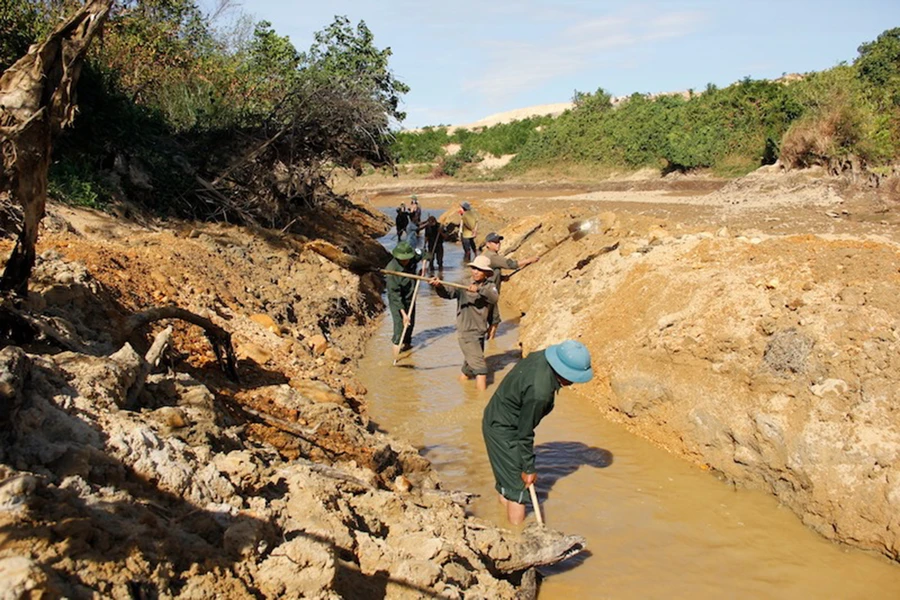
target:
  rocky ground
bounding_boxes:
[349,164,900,563]
[0,198,581,598]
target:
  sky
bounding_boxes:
[202,0,900,129]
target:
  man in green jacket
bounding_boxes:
[482,340,593,524]
[428,255,498,391]
[479,232,540,339]
[385,241,421,356]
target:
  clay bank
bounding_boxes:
[1,164,899,598]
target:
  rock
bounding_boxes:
[610,374,672,417]
[308,334,329,355]
[0,347,30,423]
[250,313,281,336]
[324,347,347,364]
[256,536,335,598]
[394,475,412,493]
[0,472,37,511]
[478,523,586,573]
[810,379,848,397]
[0,556,63,599]
[238,342,273,365]
[389,559,442,589]
[763,329,815,376]
[223,518,268,560]
[155,406,188,429]
[290,379,347,406]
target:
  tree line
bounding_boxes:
[0,0,408,224]
[392,28,900,179]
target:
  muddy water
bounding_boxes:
[357,210,900,599]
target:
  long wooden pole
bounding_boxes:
[380,269,470,290]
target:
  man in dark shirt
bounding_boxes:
[417,215,446,273]
[395,203,409,240]
[482,340,593,524]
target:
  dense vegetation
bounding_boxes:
[392,28,900,178]
[0,0,407,224]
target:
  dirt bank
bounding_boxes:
[350,166,900,562]
[0,199,578,598]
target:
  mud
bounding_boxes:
[1,163,899,598]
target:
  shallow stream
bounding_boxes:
[356,209,900,598]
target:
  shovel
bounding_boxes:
[506,219,593,280]
[528,483,544,526]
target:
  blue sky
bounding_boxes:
[203,0,899,129]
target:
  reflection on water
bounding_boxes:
[357,207,900,599]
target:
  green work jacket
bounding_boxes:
[385,257,419,310]
[482,350,561,473]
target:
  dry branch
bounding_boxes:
[125,325,173,410]
[0,300,88,353]
[125,306,239,382]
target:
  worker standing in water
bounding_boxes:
[482,340,593,524]
[479,232,540,339]
[385,241,421,356]
[428,255,497,391]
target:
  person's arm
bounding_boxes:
[429,278,458,300]
[517,255,540,268]
[514,385,548,475]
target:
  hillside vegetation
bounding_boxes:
[392,28,900,179]
[0,0,407,224]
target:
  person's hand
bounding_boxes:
[467,283,479,293]
[521,472,537,486]
[427,277,441,287]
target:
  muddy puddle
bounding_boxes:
[357,208,900,599]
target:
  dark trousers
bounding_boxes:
[462,236,476,260]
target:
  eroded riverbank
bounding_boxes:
[354,175,900,597]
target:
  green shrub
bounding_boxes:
[48,158,112,209]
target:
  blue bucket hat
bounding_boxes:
[545,340,593,383]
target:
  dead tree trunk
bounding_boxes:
[0,0,113,296]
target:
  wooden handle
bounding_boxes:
[380,269,470,290]
[528,483,544,526]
